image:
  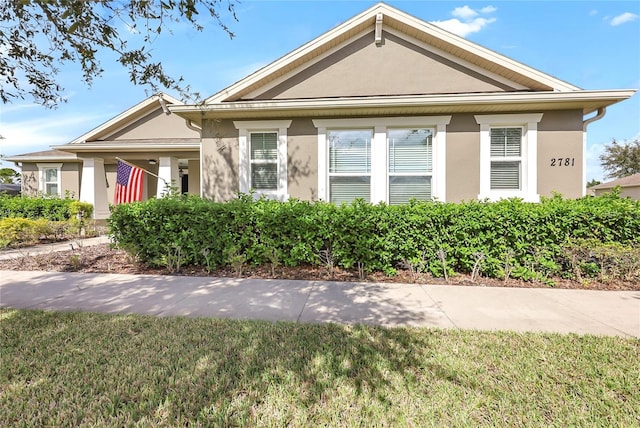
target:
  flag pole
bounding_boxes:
[115,157,168,185]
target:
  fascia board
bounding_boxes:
[53,143,200,152]
[173,89,637,115]
[68,93,183,145]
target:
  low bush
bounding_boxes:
[0,194,88,221]
[0,217,70,248]
[108,193,640,282]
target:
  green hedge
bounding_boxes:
[0,195,93,221]
[108,193,640,280]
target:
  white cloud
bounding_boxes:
[452,6,478,20]
[432,17,497,38]
[610,12,638,26]
[589,10,598,17]
[480,6,497,14]
[431,5,497,37]
[0,111,115,159]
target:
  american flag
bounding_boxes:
[114,160,144,204]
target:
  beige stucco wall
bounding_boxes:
[537,110,584,198]
[445,114,481,202]
[188,159,200,195]
[200,120,239,201]
[253,31,519,100]
[200,110,585,203]
[20,162,81,197]
[287,119,318,200]
[594,186,640,200]
[110,109,200,140]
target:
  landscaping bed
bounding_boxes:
[1,242,638,291]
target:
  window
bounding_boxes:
[490,127,522,190]
[250,132,278,190]
[388,129,433,205]
[475,113,543,202]
[233,120,292,200]
[313,116,451,204]
[37,163,62,196]
[328,130,372,203]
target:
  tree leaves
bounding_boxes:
[0,0,238,108]
[599,138,640,180]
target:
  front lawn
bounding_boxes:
[1,309,638,426]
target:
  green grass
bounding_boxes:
[1,309,638,427]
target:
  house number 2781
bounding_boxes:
[550,158,575,167]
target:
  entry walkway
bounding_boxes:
[1,270,638,338]
[0,236,110,261]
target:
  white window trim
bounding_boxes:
[475,113,543,202]
[36,163,62,196]
[313,116,451,203]
[233,120,292,200]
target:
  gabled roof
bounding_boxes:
[64,92,182,145]
[206,2,580,104]
[592,173,640,190]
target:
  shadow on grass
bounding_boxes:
[0,308,451,426]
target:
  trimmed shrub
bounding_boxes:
[0,217,69,248]
[108,193,640,281]
[0,195,75,221]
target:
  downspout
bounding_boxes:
[582,107,606,196]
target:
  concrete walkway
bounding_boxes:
[1,270,638,338]
[0,236,111,261]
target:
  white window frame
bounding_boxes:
[327,128,373,203]
[475,113,543,202]
[313,116,451,204]
[233,120,292,200]
[387,128,434,205]
[36,163,62,196]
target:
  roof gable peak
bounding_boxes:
[205,3,579,104]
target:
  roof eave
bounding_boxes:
[52,143,201,153]
[172,89,637,123]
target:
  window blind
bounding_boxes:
[490,161,520,189]
[490,128,521,157]
[251,132,278,160]
[388,129,432,173]
[389,176,431,205]
[330,176,370,204]
[328,130,371,173]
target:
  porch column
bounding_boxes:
[79,158,110,219]
[156,156,179,197]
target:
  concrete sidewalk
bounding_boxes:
[0,236,111,261]
[1,270,638,338]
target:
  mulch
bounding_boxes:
[1,243,638,291]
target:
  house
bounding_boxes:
[6,2,636,219]
[590,173,640,199]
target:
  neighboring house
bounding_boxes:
[6,3,636,219]
[590,173,640,199]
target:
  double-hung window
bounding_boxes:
[328,129,372,203]
[234,120,292,200]
[475,113,543,202]
[314,116,451,204]
[250,132,278,190]
[37,163,62,196]
[388,129,433,205]
[490,127,522,190]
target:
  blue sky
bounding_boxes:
[1,0,639,182]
